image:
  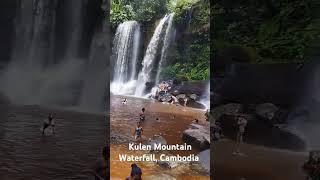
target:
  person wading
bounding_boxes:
[233,114,248,155]
[42,113,55,135]
[139,108,146,122]
[133,122,143,141]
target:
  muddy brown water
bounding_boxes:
[110,95,210,179]
[0,104,107,180]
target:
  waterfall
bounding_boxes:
[0,0,58,104]
[199,82,210,110]
[155,13,175,84]
[134,15,171,96]
[64,0,84,58]
[0,0,108,111]
[110,21,141,95]
[79,20,110,112]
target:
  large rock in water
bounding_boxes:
[255,103,279,120]
[182,123,210,150]
[196,149,210,174]
[170,81,208,97]
[211,103,243,121]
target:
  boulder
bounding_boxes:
[159,92,172,102]
[196,149,210,174]
[182,123,210,150]
[255,103,279,120]
[176,94,187,99]
[186,100,206,109]
[189,93,199,101]
[212,103,243,121]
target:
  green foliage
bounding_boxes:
[168,0,200,24]
[111,0,169,28]
[161,61,209,81]
[110,0,135,28]
[132,0,168,23]
[161,0,210,81]
[213,0,320,63]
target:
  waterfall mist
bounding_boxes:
[0,0,109,112]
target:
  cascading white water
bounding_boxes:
[110,21,141,95]
[134,15,171,96]
[155,13,175,84]
[199,82,210,110]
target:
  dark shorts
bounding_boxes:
[43,123,50,129]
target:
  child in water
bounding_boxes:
[134,122,143,141]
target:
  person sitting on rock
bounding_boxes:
[42,113,54,135]
[234,115,248,155]
[139,108,146,122]
[126,163,142,180]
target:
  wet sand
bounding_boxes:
[0,104,107,180]
[213,139,307,180]
[110,95,210,179]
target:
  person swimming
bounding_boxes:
[42,113,54,135]
[122,98,127,104]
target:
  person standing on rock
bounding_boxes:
[234,114,248,155]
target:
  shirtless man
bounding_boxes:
[234,115,248,155]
